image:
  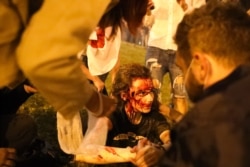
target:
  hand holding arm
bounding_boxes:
[131,138,166,167]
[131,130,171,167]
[0,148,16,167]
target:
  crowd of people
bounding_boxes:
[1,0,250,167]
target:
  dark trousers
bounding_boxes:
[0,114,37,155]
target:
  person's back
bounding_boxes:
[157,2,250,167]
[132,2,250,167]
[166,65,250,167]
[147,0,184,50]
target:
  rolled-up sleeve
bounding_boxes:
[16,0,110,115]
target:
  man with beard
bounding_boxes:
[132,2,250,167]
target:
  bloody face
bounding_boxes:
[127,78,154,114]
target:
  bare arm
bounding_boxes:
[74,114,135,164]
[75,145,135,164]
[17,0,111,115]
[110,56,120,84]
[80,63,105,92]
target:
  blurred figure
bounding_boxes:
[77,63,171,167]
[145,0,188,115]
[109,63,171,167]
[134,2,250,167]
[0,80,61,167]
[79,0,154,95]
[1,0,118,155]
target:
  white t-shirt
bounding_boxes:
[147,0,184,50]
[87,26,121,76]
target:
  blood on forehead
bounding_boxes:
[130,78,153,91]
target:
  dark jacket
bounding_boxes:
[159,65,250,167]
[0,80,33,115]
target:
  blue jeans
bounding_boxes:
[145,46,185,99]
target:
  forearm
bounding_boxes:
[80,64,95,81]
[16,0,111,114]
[110,57,120,83]
[75,145,135,164]
[80,64,103,87]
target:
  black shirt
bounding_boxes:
[159,65,250,167]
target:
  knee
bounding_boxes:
[172,75,186,98]
[6,114,37,154]
[146,58,161,70]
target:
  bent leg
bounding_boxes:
[5,114,37,155]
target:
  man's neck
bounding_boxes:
[203,58,236,89]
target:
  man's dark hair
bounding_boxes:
[99,0,149,39]
[175,2,250,67]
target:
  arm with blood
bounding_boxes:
[74,111,135,164]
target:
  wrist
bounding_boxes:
[153,144,168,153]
[85,91,103,116]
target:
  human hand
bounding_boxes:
[92,77,105,93]
[23,84,37,94]
[86,91,117,117]
[159,104,183,123]
[0,148,16,167]
[131,138,164,167]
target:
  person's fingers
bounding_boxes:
[0,148,16,167]
[131,138,147,154]
[0,149,7,166]
[24,84,37,93]
[137,138,149,149]
[6,149,16,161]
[130,145,137,153]
[134,145,154,167]
[3,158,16,167]
[133,143,164,167]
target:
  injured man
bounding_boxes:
[58,63,171,166]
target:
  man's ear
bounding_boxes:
[193,52,210,82]
[121,91,128,101]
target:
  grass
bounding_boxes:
[18,41,172,166]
